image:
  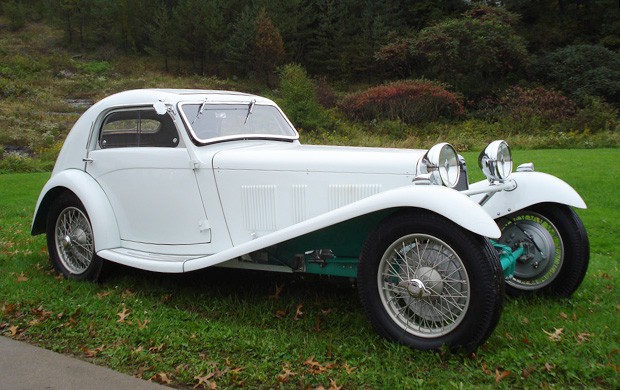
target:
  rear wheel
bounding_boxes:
[46,193,103,281]
[496,203,589,297]
[358,210,504,352]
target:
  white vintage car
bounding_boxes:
[32,89,589,352]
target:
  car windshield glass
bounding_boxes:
[181,103,296,143]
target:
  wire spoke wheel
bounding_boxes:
[358,210,503,352]
[378,234,470,338]
[54,207,94,274]
[46,193,104,281]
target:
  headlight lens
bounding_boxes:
[419,142,460,188]
[478,140,512,182]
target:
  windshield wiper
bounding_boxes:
[244,99,256,124]
[192,98,208,125]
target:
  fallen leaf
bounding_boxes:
[521,317,529,325]
[194,372,216,389]
[148,343,165,353]
[543,327,564,341]
[269,283,284,300]
[343,362,356,374]
[275,310,287,319]
[294,304,303,321]
[329,378,342,390]
[97,291,111,299]
[16,272,28,283]
[321,308,334,315]
[66,307,82,328]
[521,336,531,345]
[117,307,130,323]
[122,288,134,297]
[481,363,491,375]
[152,373,171,384]
[544,362,554,372]
[577,332,593,344]
[504,332,514,341]
[315,315,322,332]
[495,369,511,382]
[82,345,105,358]
[137,319,150,329]
[521,365,536,379]
[559,312,568,319]
[8,325,19,336]
[276,364,296,383]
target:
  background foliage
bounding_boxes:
[0,0,618,169]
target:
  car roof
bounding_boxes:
[94,89,274,109]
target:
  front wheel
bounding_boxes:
[358,210,504,353]
[46,193,104,281]
[496,203,589,298]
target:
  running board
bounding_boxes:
[98,248,201,273]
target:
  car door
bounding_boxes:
[86,107,211,245]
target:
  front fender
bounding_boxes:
[184,185,500,272]
[31,169,120,251]
[469,171,586,219]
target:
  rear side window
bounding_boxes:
[99,109,179,148]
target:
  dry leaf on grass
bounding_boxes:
[543,327,564,341]
[116,307,130,322]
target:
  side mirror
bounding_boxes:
[153,101,167,115]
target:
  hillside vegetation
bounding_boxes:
[0,2,619,173]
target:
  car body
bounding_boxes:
[32,89,589,352]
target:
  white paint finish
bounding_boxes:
[32,169,121,251]
[86,147,211,245]
[328,184,382,210]
[470,171,587,219]
[212,142,424,174]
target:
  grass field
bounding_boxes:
[1,149,619,388]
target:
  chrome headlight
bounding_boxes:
[418,143,460,188]
[478,140,512,182]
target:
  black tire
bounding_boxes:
[358,210,504,353]
[496,203,589,298]
[46,193,104,281]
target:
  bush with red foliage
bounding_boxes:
[339,80,464,124]
[499,86,577,122]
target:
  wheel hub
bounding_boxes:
[398,278,432,298]
[501,219,555,279]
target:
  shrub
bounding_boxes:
[313,77,337,109]
[536,45,620,103]
[339,80,464,124]
[77,60,111,75]
[277,64,332,132]
[498,86,577,122]
[571,96,619,133]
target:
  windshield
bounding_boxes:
[180,103,297,143]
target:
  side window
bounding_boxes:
[99,109,180,149]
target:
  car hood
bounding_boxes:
[210,142,425,175]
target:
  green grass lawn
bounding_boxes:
[1,149,619,388]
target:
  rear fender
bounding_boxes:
[184,185,500,271]
[32,169,120,251]
[469,171,586,219]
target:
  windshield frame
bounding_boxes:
[178,101,299,145]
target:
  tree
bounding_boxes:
[411,6,529,97]
[537,45,620,103]
[254,8,285,85]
